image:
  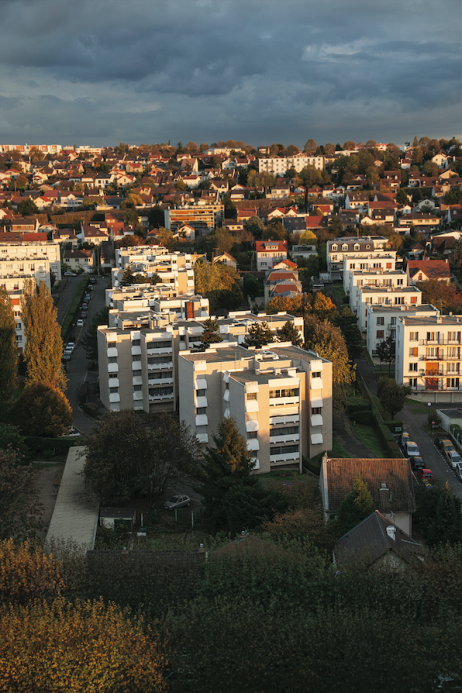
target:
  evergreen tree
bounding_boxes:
[21,280,66,391]
[81,306,110,361]
[244,321,275,348]
[200,318,223,348]
[427,484,462,547]
[222,484,288,535]
[0,288,17,420]
[336,475,375,537]
[196,418,258,532]
[277,321,303,347]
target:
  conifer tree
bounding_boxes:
[0,288,17,420]
[21,280,66,391]
[200,318,223,348]
[336,474,375,537]
[277,320,303,347]
[243,321,275,349]
[197,418,258,531]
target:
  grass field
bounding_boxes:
[352,422,388,458]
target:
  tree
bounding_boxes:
[304,316,355,400]
[196,418,258,532]
[334,307,364,360]
[21,280,66,391]
[427,484,462,546]
[311,293,337,322]
[0,423,27,456]
[14,383,72,437]
[0,596,167,692]
[200,318,223,347]
[244,215,265,240]
[395,188,410,205]
[304,139,317,153]
[377,378,406,419]
[243,273,260,301]
[17,198,38,215]
[336,475,375,537]
[328,217,343,235]
[416,279,462,314]
[194,261,242,311]
[299,229,317,244]
[0,539,66,605]
[277,321,303,347]
[0,288,17,420]
[80,306,110,361]
[123,207,139,227]
[222,483,288,535]
[376,335,396,373]
[84,410,201,504]
[0,447,43,540]
[244,322,275,348]
[157,227,175,251]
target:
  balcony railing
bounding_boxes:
[420,339,462,346]
[423,354,461,361]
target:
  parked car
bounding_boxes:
[62,352,71,362]
[442,440,455,457]
[90,278,97,284]
[66,342,75,353]
[76,319,84,327]
[64,271,76,276]
[81,303,88,311]
[455,464,462,482]
[434,436,450,450]
[67,426,82,437]
[399,432,410,449]
[405,441,420,459]
[447,451,462,469]
[85,294,91,301]
[80,311,87,318]
[418,469,435,483]
[164,494,191,511]
[411,456,425,471]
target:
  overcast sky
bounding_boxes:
[0,0,460,148]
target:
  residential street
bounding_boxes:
[356,357,462,499]
[57,275,108,435]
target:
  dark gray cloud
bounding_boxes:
[0,0,460,146]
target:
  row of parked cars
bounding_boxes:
[399,433,435,484]
[434,436,462,481]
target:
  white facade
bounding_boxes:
[258,156,324,175]
[396,315,462,403]
[327,236,389,279]
[349,270,408,317]
[357,286,422,333]
[366,304,439,358]
[178,343,332,472]
[342,253,397,293]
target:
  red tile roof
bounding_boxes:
[407,260,450,280]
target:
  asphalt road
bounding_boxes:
[356,357,462,499]
[57,275,108,435]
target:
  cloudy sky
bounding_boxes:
[0,0,460,148]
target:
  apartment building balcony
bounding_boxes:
[149,377,174,386]
[270,451,300,464]
[420,338,462,346]
[149,392,174,402]
[148,361,173,370]
[269,396,299,406]
[146,345,173,356]
[270,433,300,445]
[422,353,460,361]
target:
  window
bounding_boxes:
[109,387,119,394]
[270,445,299,455]
[410,332,419,341]
[376,317,384,325]
[270,426,299,436]
[395,297,403,305]
[447,378,459,389]
[332,245,338,251]
[146,340,172,349]
[376,330,384,339]
[109,373,118,379]
[15,322,21,329]
[247,431,258,439]
[391,317,396,326]
[196,407,206,415]
[132,354,141,362]
[246,392,257,400]
[410,296,417,304]
[409,347,418,357]
[350,263,355,270]
[312,372,321,378]
[196,389,206,396]
[132,339,141,346]
[409,363,418,372]
[311,407,321,415]
[149,386,173,396]
[16,335,22,342]
[133,384,142,391]
[132,370,142,377]
[108,356,117,364]
[269,388,299,398]
[386,262,392,269]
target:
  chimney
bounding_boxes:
[386,526,396,541]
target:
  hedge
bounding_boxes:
[303,456,321,476]
[352,374,404,459]
[24,436,79,455]
[61,279,90,343]
[347,402,371,416]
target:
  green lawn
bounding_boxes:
[352,422,389,458]
[332,285,346,300]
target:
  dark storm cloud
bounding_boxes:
[0,0,460,144]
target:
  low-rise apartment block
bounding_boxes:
[396,315,462,403]
[342,252,397,294]
[327,236,389,280]
[178,343,332,472]
[98,308,304,416]
[348,269,408,316]
[357,286,422,332]
[255,240,288,271]
[366,304,439,359]
[164,203,224,232]
[258,156,324,175]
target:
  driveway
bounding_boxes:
[356,357,462,498]
[61,276,109,435]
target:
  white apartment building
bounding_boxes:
[366,304,439,359]
[164,203,224,232]
[0,268,51,352]
[342,252,397,293]
[327,236,389,280]
[0,241,61,282]
[357,286,422,333]
[349,270,408,316]
[106,287,209,320]
[258,156,325,175]
[396,314,462,403]
[98,309,304,416]
[178,343,332,473]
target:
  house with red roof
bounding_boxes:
[255,240,288,271]
[406,259,450,285]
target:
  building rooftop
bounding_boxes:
[400,315,462,326]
